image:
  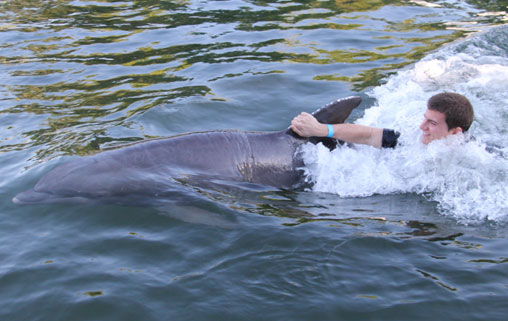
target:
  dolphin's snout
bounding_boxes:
[12,189,49,205]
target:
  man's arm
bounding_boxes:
[290,112,383,148]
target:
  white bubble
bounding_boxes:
[303,25,508,224]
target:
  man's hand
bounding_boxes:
[290,112,384,147]
[290,112,328,137]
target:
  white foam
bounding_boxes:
[302,26,508,224]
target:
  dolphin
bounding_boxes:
[13,96,361,205]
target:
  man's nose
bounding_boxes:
[419,120,426,130]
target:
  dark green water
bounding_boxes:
[1,0,508,320]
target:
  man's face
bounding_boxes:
[419,109,460,144]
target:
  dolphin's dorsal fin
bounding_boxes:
[286,96,362,150]
[311,96,361,124]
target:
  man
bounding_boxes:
[290,92,474,148]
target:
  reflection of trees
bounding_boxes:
[0,0,504,160]
[6,83,211,159]
[312,32,465,91]
[463,0,508,13]
[332,0,399,11]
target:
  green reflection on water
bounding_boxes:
[312,32,466,90]
[82,290,104,297]
[0,0,506,161]
[3,83,211,158]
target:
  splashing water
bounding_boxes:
[302,25,508,224]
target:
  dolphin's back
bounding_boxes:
[15,130,303,204]
[13,96,362,205]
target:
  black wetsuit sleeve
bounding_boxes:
[381,129,400,148]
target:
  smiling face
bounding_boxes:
[419,109,462,144]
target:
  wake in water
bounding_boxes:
[301,24,508,224]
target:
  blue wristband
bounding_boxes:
[326,124,334,138]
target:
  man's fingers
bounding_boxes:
[290,123,304,136]
[290,124,301,135]
[291,112,314,137]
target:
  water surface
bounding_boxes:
[1,0,508,320]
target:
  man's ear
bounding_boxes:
[449,127,463,135]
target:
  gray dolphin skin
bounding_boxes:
[13,96,361,205]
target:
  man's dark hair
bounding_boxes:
[427,92,474,131]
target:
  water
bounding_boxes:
[1,0,508,320]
